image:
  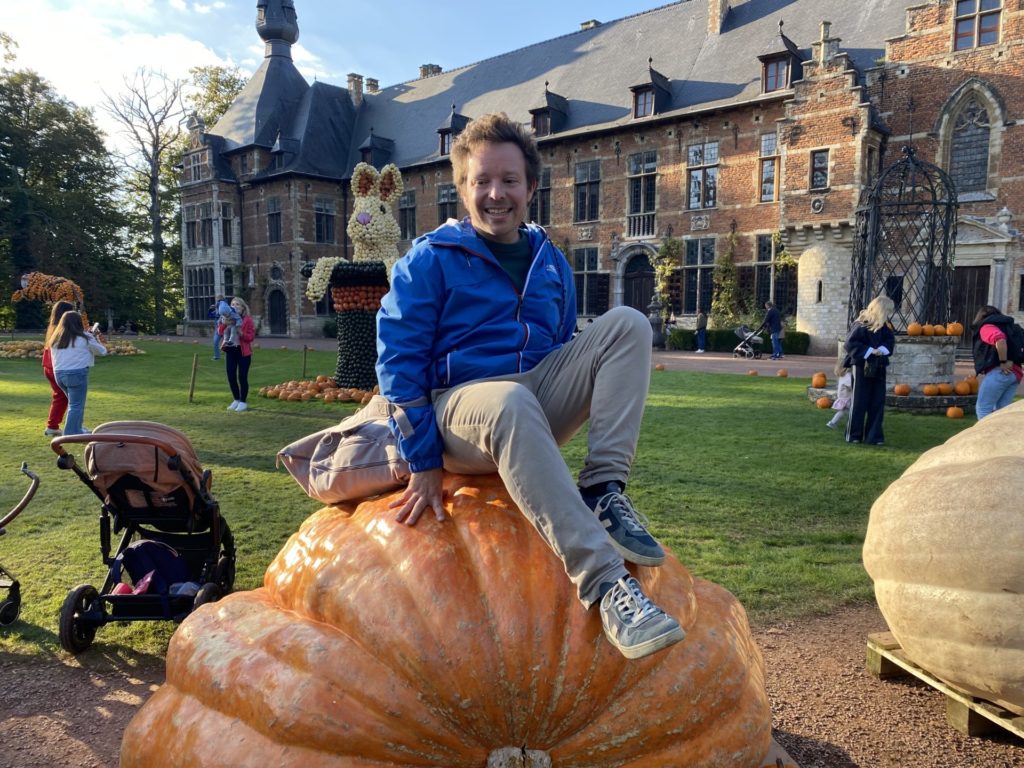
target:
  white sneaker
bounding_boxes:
[43,428,62,437]
[234,402,248,412]
[227,401,239,411]
[695,349,705,354]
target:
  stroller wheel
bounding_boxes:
[0,597,20,626]
[59,584,100,653]
[214,555,235,593]
[193,583,222,610]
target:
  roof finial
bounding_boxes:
[779,19,784,33]
[648,56,654,68]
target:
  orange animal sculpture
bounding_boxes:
[12,271,89,326]
[121,473,796,767]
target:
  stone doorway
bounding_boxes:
[623,253,655,313]
[266,288,288,335]
[951,265,990,353]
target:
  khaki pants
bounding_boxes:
[433,306,652,608]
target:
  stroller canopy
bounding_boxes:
[84,421,207,501]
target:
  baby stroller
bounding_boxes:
[733,325,765,359]
[50,421,235,653]
[0,463,40,626]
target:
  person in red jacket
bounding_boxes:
[219,297,256,412]
[42,300,75,436]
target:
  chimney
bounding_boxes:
[347,72,363,106]
[365,77,379,94]
[708,0,730,36]
[580,19,601,31]
[419,63,442,79]
[811,21,842,66]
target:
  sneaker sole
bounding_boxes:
[607,537,666,567]
[611,625,685,660]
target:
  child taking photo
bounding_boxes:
[49,311,107,436]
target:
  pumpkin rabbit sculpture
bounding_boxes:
[346,162,404,273]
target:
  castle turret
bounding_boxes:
[257,0,299,58]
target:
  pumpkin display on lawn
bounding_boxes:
[864,400,1024,713]
[811,372,827,388]
[121,473,785,768]
[892,383,911,396]
[816,396,833,409]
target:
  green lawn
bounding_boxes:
[0,340,970,661]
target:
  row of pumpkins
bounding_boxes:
[0,339,145,358]
[811,370,978,396]
[907,321,964,337]
[257,375,377,405]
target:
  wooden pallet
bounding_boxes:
[866,631,1024,739]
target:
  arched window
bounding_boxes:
[949,97,991,193]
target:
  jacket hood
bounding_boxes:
[974,312,1014,329]
[415,217,550,257]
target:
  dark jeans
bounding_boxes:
[846,364,886,444]
[696,328,707,351]
[224,346,251,402]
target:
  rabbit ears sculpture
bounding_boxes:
[350,162,404,204]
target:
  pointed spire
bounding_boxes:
[257,0,299,58]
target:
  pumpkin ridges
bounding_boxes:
[163,593,474,763]
[553,579,770,766]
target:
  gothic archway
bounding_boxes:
[266,288,288,335]
[622,252,655,313]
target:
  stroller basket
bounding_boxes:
[50,421,235,653]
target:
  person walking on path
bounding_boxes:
[49,310,107,436]
[844,295,895,445]
[41,301,76,436]
[762,301,784,360]
[695,307,707,353]
[376,112,682,661]
[220,297,255,412]
[971,304,1023,419]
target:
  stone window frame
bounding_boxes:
[398,190,417,240]
[572,246,610,316]
[953,0,1001,52]
[759,133,780,203]
[529,166,552,226]
[934,79,1005,202]
[437,183,458,224]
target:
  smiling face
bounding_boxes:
[458,141,536,244]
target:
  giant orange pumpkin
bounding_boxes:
[121,474,782,767]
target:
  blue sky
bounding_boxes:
[3,0,672,146]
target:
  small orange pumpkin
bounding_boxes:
[932,324,947,337]
[811,372,827,388]
[937,383,954,396]
[921,324,935,337]
[893,383,911,396]
[946,406,964,419]
[954,381,972,396]
[907,322,923,336]
[816,396,833,409]
[776,369,788,378]
[922,384,939,396]
[654,363,666,371]
[748,369,759,376]
[967,376,980,394]
[946,321,964,337]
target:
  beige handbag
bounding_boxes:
[276,395,417,504]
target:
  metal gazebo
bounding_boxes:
[849,146,959,331]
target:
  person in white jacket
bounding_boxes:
[49,311,107,436]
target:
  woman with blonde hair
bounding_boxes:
[218,296,255,411]
[41,301,76,436]
[50,310,107,436]
[844,295,895,445]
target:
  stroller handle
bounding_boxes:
[50,433,182,460]
[0,463,40,532]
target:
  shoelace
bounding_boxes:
[604,493,652,537]
[611,577,659,626]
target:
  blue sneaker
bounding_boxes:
[600,576,684,659]
[584,484,666,567]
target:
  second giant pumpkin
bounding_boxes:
[121,473,778,767]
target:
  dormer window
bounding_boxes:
[763,58,789,93]
[633,88,654,118]
[437,105,470,157]
[439,130,453,156]
[533,111,551,137]
[361,147,373,164]
[954,0,1001,51]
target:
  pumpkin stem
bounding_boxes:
[487,747,552,768]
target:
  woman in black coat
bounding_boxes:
[844,295,896,445]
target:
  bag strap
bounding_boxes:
[355,394,428,438]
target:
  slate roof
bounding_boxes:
[212,0,922,180]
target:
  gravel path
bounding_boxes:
[1,603,1020,767]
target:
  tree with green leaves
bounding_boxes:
[710,228,741,329]
[0,64,130,328]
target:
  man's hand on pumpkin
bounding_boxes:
[390,467,445,525]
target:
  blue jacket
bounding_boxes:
[376,219,577,472]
